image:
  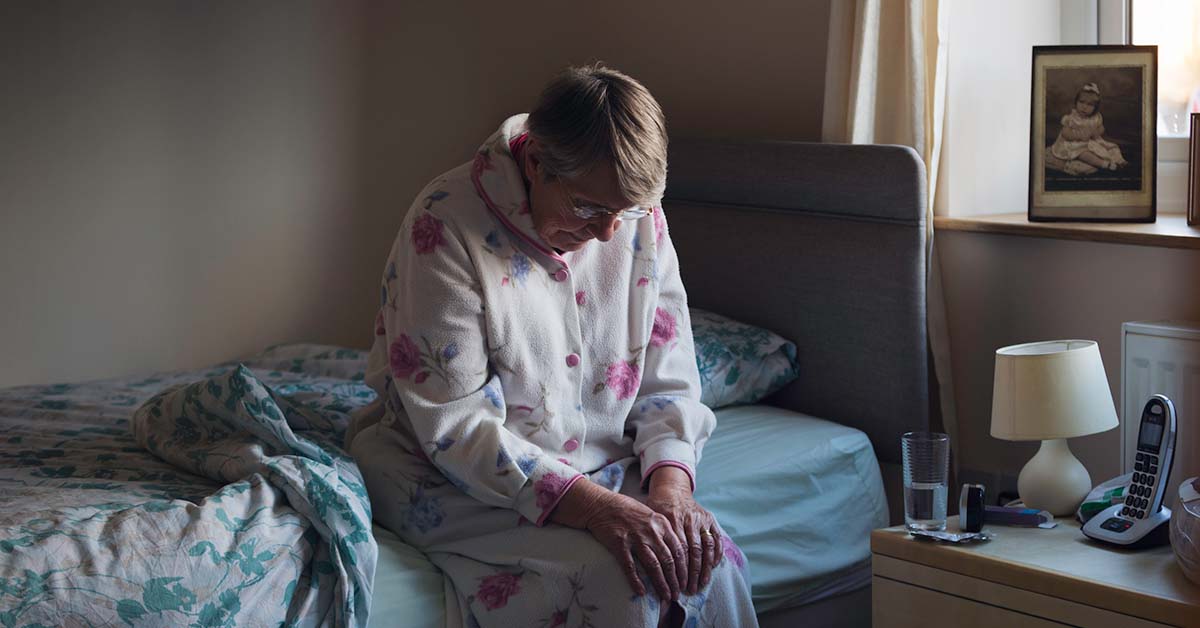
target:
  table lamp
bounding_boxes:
[991,340,1119,516]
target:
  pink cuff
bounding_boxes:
[642,461,696,493]
[535,473,585,527]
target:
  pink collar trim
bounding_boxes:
[509,132,530,163]
[470,132,568,269]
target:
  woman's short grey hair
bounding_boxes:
[527,64,668,208]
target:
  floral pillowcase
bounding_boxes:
[689,308,801,410]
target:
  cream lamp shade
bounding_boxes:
[991,340,1119,515]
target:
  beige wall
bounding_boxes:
[0,1,365,387]
[938,234,1200,490]
[0,1,830,388]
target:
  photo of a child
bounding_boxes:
[1041,66,1143,193]
[1029,45,1156,222]
[1046,83,1128,175]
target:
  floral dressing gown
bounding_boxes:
[349,115,758,628]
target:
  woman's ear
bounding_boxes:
[522,138,541,182]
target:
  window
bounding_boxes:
[1131,0,1200,138]
[1091,0,1194,211]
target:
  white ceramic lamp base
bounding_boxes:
[1017,438,1092,516]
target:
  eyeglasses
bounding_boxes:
[557,182,650,222]
[569,203,650,221]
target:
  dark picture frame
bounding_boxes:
[1190,113,1200,226]
[1029,45,1157,222]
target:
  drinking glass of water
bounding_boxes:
[902,431,950,532]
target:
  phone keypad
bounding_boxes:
[1123,455,1160,521]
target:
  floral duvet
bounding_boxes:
[0,345,378,627]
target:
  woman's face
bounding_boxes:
[523,145,631,253]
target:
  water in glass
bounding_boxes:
[902,431,949,531]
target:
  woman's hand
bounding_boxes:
[585,491,687,601]
[549,479,687,601]
[646,466,722,595]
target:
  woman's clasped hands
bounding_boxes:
[552,466,723,602]
[583,490,689,601]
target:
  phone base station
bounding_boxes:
[1082,503,1172,549]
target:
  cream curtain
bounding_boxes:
[822,0,959,469]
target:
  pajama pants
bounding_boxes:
[350,421,759,628]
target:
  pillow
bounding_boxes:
[689,308,801,409]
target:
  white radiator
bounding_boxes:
[1122,321,1200,509]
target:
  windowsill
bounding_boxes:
[934,212,1200,250]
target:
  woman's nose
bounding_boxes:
[590,215,621,241]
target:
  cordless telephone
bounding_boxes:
[1082,394,1176,548]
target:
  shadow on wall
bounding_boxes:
[0,0,831,387]
[0,1,368,387]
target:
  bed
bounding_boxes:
[666,139,930,626]
[0,140,928,627]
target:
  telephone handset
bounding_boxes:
[1082,394,1176,548]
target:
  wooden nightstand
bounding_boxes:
[871,519,1200,627]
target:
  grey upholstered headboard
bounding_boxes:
[664,140,930,467]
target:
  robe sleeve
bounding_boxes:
[627,208,716,492]
[379,199,582,526]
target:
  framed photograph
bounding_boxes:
[1029,45,1157,222]
[1190,112,1199,226]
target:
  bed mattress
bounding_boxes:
[370,524,445,628]
[694,404,888,612]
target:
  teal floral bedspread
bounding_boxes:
[0,345,378,627]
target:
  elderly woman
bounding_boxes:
[349,65,757,627]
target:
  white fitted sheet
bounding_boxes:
[693,404,888,612]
